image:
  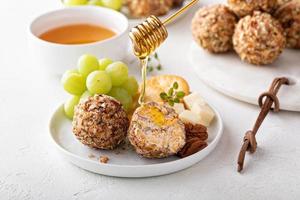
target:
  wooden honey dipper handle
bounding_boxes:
[163,0,199,25]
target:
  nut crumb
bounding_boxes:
[99,156,109,164]
[88,154,96,159]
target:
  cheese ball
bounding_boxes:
[72,95,129,150]
[278,0,290,5]
[172,0,185,7]
[191,5,237,53]
[277,0,297,6]
[128,102,186,158]
[127,0,172,17]
[233,11,286,65]
[123,0,130,5]
[274,1,300,48]
[228,0,278,17]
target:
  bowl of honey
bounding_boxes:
[29,6,129,76]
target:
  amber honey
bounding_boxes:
[39,24,116,45]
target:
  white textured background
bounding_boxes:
[0,0,300,199]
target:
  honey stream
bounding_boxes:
[138,58,148,105]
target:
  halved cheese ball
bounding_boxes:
[128,102,186,158]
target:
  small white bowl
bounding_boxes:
[29,6,129,76]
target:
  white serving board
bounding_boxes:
[49,104,223,178]
[189,42,300,112]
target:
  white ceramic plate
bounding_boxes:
[122,0,192,25]
[189,42,300,112]
[49,104,223,177]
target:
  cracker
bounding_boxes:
[141,75,190,103]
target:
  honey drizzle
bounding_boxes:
[138,57,148,105]
[130,15,167,105]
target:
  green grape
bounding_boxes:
[99,58,113,70]
[102,0,122,10]
[61,71,86,95]
[64,95,80,119]
[88,0,103,6]
[80,91,93,103]
[121,76,138,96]
[86,71,112,94]
[64,0,88,6]
[105,61,128,86]
[77,54,100,77]
[108,87,132,112]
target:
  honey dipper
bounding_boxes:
[129,0,199,59]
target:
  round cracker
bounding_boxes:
[140,75,190,103]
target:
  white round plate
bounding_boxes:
[49,104,223,178]
[189,42,300,112]
[121,0,191,25]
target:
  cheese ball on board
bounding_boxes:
[72,95,129,150]
[233,11,286,65]
[172,0,185,7]
[278,0,300,5]
[228,0,278,17]
[127,0,173,17]
[128,102,186,158]
[191,5,237,53]
[274,1,300,48]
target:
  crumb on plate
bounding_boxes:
[99,156,109,164]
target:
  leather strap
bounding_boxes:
[237,77,289,173]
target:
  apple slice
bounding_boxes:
[183,92,206,110]
[191,103,215,127]
[179,110,201,125]
[173,103,185,115]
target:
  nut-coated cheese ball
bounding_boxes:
[233,11,286,65]
[191,5,237,53]
[228,0,278,17]
[72,95,129,149]
[274,1,300,48]
[127,0,173,17]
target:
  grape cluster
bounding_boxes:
[63,0,123,11]
[62,54,139,119]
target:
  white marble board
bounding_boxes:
[189,42,300,112]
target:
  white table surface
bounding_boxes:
[1,0,300,199]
